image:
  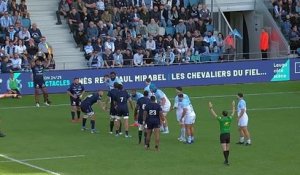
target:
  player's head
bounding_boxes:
[143,90,149,97]
[35,58,42,65]
[113,82,119,89]
[237,92,243,99]
[145,78,151,85]
[98,90,104,96]
[178,93,184,102]
[222,110,228,117]
[150,95,156,102]
[149,83,157,93]
[73,77,79,84]
[175,86,183,94]
[110,71,116,80]
[130,89,137,95]
[117,83,123,90]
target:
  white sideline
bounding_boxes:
[0,91,299,110]
[0,154,85,163]
[0,154,61,175]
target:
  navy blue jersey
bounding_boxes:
[68,83,85,98]
[81,93,101,106]
[115,89,130,107]
[145,102,162,119]
[32,65,45,82]
[137,97,151,117]
[107,88,119,107]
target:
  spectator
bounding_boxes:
[1,56,11,73]
[21,12,31,29]
[185,18,196,34]
[147,18,159,37]
[204,31,217,53]
[86,21,98,41]
[111,7,121,26]
[123,48,133,66]
[139,6,150,25]
[4,40,15,57]
[21,54,30,71]
[93,37,103,53]
[174,33,187,59]
[89,50,104,68]
[260,28,269,59]
[0,0,7,16]
[68,7,81,33]
[96,0,105,12]
[146,35,156,55]
[9,0,19,16]
[216,32,225,58]
[163,34,174,50]
[73,0,85,13]
[90,9,101,23]
[29,23,42,43]
[19,0,27,16]
[154,49,164,65]
[133,35,145,51]
[79,7,90,27]
[104,35,115,52]
[10,53,22,71]
[114,34,126,51]
[170,6,179,25]
[184,31,195,55]
[163,46,175,65]
[101,9,112,24]
[102,48,113,68]
[112,48,123,67]
[18,27,31,42]
[6,25,17,41]
[38,36,52,59]
[26,38,38,59]
[175,19,186,36]
[84,40,94,60]
[15,39,27,56]
[199,4,211,23]
[11,10,21,25]
[144,49,154,66]
[133,48,144,66]
[0,11,13,32]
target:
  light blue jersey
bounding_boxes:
[106,77,122,90]
[144,84,150,93]
[174,93,191,109]
[237,99,246,114]
[154,89,170,103]
[131,92,143,102]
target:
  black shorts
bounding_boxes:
[80,104,93,114]
[70,98,81,106]
[220,133,230,144]
[138,115,143,124]
[110,107,117,116]
[116,106,129,117]
[146,118,160,130]
[34,80,46,89]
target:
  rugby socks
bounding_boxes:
[125,131,129,136]
[144,132,147,144]
[82,118,87,128]
[119,122,122,133]
[181,128,186,139]
[239,137,245,143]
[43,93,48,102]
[138,131,143,144]
[91,120,95,130]
[71,112,75,120]
[77,111,81,119]
[223,151,230,162]
[110,121,114,132]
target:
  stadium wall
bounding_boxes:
[0,58,299,95]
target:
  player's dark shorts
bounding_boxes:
[70,97,81,106]
[138,114,144,124]
[146,118,160,130]
[220,133,230,144]
[110,106,117,116]
[80,103,93,114]
[34,80,46,89]
[116,106,129,117]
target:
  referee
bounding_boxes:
[209,101,235,165]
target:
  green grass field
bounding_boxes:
[0,81,300,175]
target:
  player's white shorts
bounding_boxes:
[176,108,183,122]
[238,113,248,127]
[161,101,171,114]
[83,111,95,118]
[184,112,196,125]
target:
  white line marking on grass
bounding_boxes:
[0,155,85,163]
[0,154,61,175]
[0,91,299,110]
[247,106,300,111]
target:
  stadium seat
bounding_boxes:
[200,55,211,62]
[190,54,201,63]
[210,53,220,62]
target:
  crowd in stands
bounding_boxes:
[0,0,55,74]
[272,0,300,51]
[58,0,235,68]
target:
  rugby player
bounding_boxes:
[67,77,85,122]
[80,91,104,133]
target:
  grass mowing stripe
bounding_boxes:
[0,154,61,175]
[0,155,86,163]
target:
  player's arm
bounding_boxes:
[231,101,235,117]
[180,107,187,123]
[159,111,164,122]
[238,107,245,120]
[143,110,148,125]
[208,102,218,118]
[160,96,166,106]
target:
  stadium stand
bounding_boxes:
[56,0,230,68]
[0,0,57,73]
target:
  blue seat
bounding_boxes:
[190,54,200,63]
[200,55,210,62]
[210,53,220,62]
